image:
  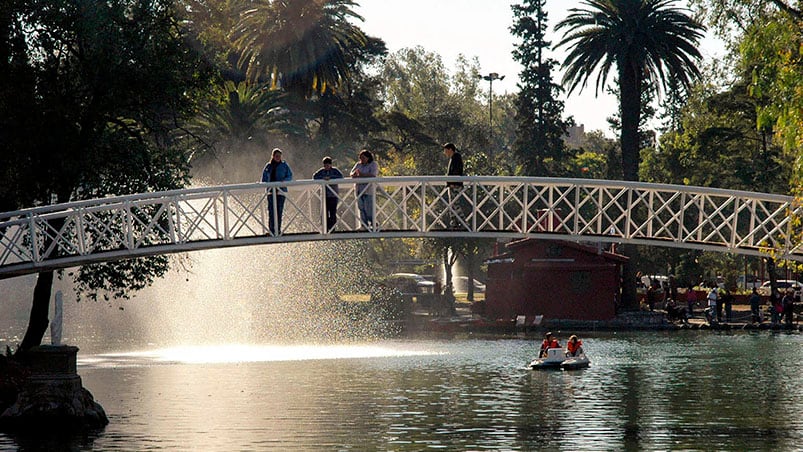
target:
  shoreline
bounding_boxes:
[409,305,802,334]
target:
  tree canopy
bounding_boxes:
[556,0,706,181]
[0,0,214,350]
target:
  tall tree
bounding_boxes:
[377,47,488,176]
[555,0,706,182]
[555,0,705,311]
[739,9,803,189]
[510,0,573,177]
[0,0,212,352]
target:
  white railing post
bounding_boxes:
[222,189,230,241]
[28,213,39,263]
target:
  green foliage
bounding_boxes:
[233,0,368,97]
[181,0,387,164]
[740,11,803,188]
[375,47,490,176]
[0,0,213,301]
[572,150,608,179]
[643,77,791,193]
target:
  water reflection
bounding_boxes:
[3,333,803,451]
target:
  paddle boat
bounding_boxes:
[529,347,590,370]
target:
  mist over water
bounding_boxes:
[1,146,382,354]
[0,240,397,354]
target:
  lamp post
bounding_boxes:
[482,72,504,158]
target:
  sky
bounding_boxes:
[355,0,726,136]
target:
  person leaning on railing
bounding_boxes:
[313,156,344,231]
[350,149,378,229]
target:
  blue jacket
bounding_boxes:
[312,167,344,197]
[262,160,293,191]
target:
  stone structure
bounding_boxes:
[0,345,107,431]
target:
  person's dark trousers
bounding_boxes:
[448,184,470,228]
[268,192,285,235]
[325,196,338,231]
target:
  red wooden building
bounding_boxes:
[483,239,628,321]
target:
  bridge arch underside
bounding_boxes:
[1,177,802,278]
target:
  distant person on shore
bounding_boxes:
[770,291,782,325]
[665,298,687,324]
[313,156,344,231]
[669,275,679,304]
[261,148,293,235]
[539,332,560,358]
[783,290,795,326]
[749,287,761,323]
[646,283,657,311]
[722,288,734,322]
[706,286,718,323]
[715,286,725,322]
[686,286,698,319]
[350,149,379,229]
[565,335,584,357]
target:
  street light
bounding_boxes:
[482,72,504,158]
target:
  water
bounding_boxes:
[2,331,803,451]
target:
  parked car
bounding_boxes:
[757,280,803,296]
[737,275,761,290]
[388,273,435,294]
[639,275,668,289]
[452,276,485,293]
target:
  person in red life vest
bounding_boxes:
[539,332,560,357]
[565,335,584,357]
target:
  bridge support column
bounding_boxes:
[0,345,108,431]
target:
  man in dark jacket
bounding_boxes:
[443,142,466,228]
[312,156,344,231]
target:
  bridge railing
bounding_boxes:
[1,176,802,278]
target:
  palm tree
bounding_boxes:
[233,0,368,99]
[555,0,705,181]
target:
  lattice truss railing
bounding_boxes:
[1,177,802,277]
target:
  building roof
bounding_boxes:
[489,238,629,263]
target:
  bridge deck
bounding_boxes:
[1,176,801,278]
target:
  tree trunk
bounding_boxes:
[466,252,475,303]
[443,252,453,294]
[617,64,642,310]
[17,216,64,354]
[443,249,459,316]
[619,63,641,182]
[619,244,640,311]
[17,270,54,353]
[767,257,777,295]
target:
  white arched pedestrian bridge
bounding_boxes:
[1,176,801,278]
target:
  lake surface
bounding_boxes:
[1,330,803,451]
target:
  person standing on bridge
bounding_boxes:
[262,148,293,235]
[313,156,344,231]
[443,142,465,228]
[350,149,379,229]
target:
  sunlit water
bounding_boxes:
[2,331,803,451]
